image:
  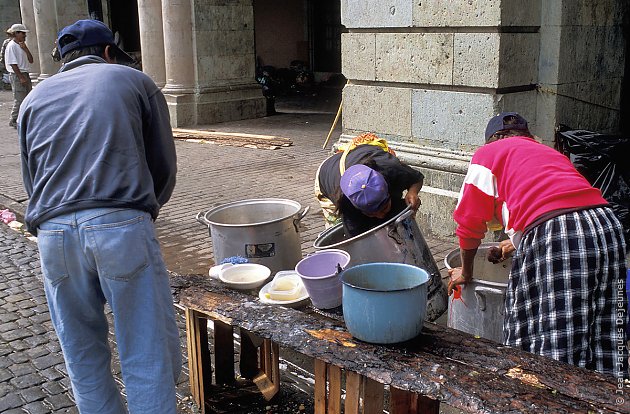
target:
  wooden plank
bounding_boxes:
[185,309,200,406]
[172,128,293,149]
[363,376,384,414]
[327,365,342,414]
[173,127,291,141]
[344,371,361,414]
[314,359,328,414]
[213,320,235,385]
[417,394,440,414]
[253,339,280,400]
[239,328,259,379]
[185,309,211,414]
[174,277,627,413]
[390,387,417,414]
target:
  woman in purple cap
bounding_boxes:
[315,132,424,237]
[449,112,627,378]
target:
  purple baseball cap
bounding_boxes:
[340,165,389,213]
[57,19,133,63]
[484,112,528,142]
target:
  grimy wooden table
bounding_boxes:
[172,274,628,414]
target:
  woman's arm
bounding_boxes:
[405,181,422,211]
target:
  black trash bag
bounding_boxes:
[555,125,630,244]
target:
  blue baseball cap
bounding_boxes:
[57,19,133,63]
[484,112,529,142]
[340,165,390,213]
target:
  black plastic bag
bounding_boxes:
[555,125,630,244]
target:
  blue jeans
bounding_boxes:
[37,208,181,414]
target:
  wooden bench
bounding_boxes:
[172,274,629,413]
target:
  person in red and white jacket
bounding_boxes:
[449,112,627,378]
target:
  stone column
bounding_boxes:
[536,0,626,139]
[19,0,40,80]
[192,0,265,124]
[137,0,166,87]
[56,0,89,30]
[161,0,196,126]
[340,0,540,238]
[32,0,59,80]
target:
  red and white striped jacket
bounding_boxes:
[453,136,607,249]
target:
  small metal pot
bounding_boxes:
[197,198,309,274]
[444,243,512,343]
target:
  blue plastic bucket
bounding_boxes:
[340,263,429,344]
[295,249,351,309]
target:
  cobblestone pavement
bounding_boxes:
[0,89,457,413]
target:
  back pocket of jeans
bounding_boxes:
[87,215,149,282]
[37,229,69,286]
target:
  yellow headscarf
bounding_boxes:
[337,133,396,175]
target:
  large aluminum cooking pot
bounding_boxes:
[444,243,511,343]
[313,206,447,322]
[197,198,309,275]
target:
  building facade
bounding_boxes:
[4,0,628,238]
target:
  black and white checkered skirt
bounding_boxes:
[504,207,628,378]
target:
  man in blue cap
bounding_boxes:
[18,20,180,413]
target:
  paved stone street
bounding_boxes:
[0,88,457,413]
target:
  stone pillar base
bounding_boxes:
[164,93,196,127]
[196,84,266,125]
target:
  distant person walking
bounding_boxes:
[4,23,32,128]
[19,20,180,413]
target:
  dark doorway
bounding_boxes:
[253,0,344,115]
[310,0,341,73]
[107,0,140,54]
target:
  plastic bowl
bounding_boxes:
[219,263,271,290]
[267,272,303,301]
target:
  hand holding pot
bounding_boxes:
[405,182,422,211]
[447,267,471,296]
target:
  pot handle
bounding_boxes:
[393,206,414,226]
[474,286,504,311]
[293,206,310,232]
[196,211,212,228]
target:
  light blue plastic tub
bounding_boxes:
[340,263,429,344]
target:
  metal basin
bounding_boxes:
[314,206,447,322]
[444,243,512,343]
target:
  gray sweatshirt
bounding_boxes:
[19,56,177,234]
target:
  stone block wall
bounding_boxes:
[537,0,627,137]
[190,0,266,125]
[339,0,627,238]
[0,0,21,35]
